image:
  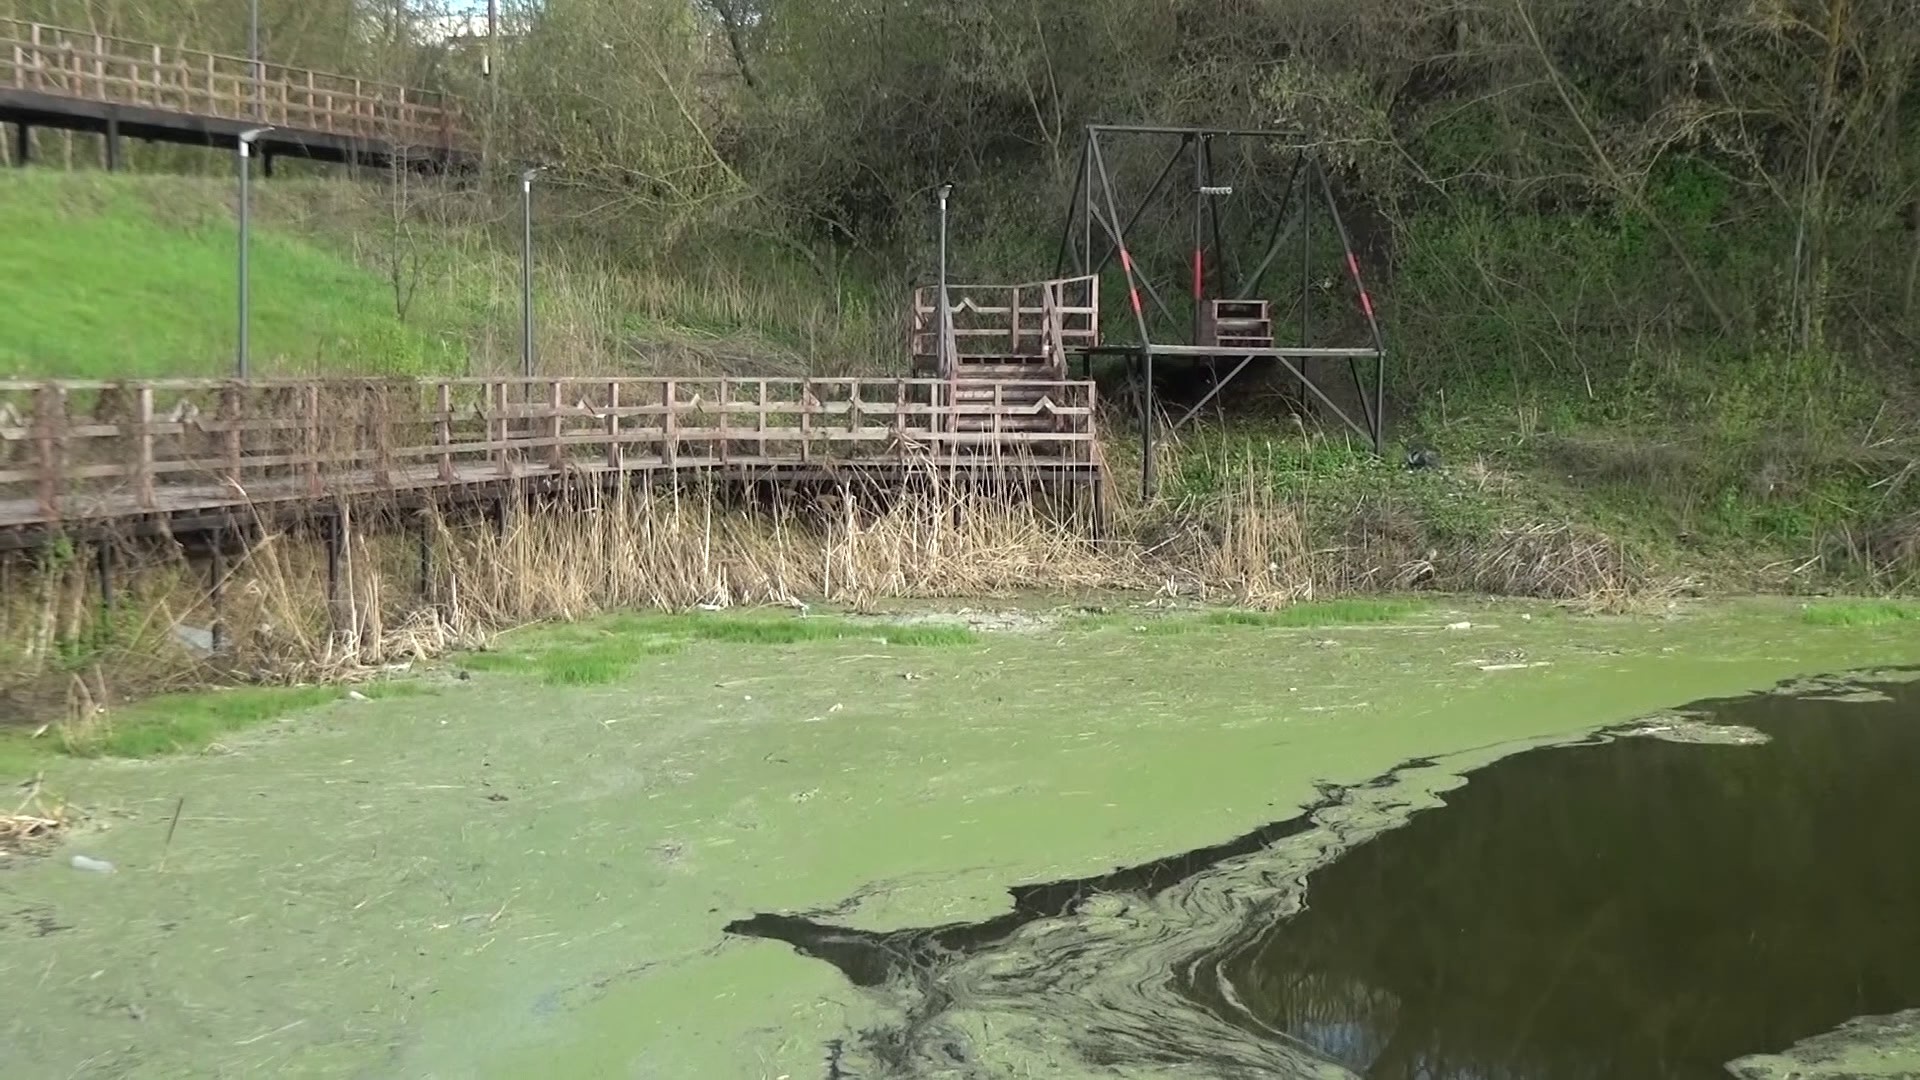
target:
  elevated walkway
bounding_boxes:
[1,18,467,169]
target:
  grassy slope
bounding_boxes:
[0,170,901,380]
[0,171,466,378]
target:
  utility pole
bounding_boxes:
[937,183,953,375]
[237,127,273,378]
[520,166,542,377]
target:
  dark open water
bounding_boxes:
[733,674,1920,1079]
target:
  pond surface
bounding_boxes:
[735,673,1920,1079]
[5,602,1920,1078]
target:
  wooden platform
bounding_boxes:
[1,18,466,168]
[0,376,1104,549]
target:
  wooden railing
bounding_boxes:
[912,275,1101,373]
[0,377,1102,528]
[0,18,462,150]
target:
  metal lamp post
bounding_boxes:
[937,183,953,374]
[236,126,273,378]
[520,166,543,378]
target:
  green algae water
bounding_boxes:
[4,602,1920,1078]
[737,671,1920,1078]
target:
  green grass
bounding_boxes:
[0,171,465,378]
[1800,601,1920,628]
[0,680,434,776]
[1200,599,1426,628]
[1072,599,1427,635]
[460,611,978,687]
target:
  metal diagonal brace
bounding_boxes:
[1164,347,1379,448]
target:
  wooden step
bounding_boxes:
[950,388,1050,403]
[953,417,1060,433]
[951,364,1062,379]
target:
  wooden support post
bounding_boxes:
[894,380,906,443]
[33,384,64,521]
[799,381,812,464]
[662,380,677,467]
[717,380,730,465]
[10,123,28,167]
[435,382,453,481]
[992,382,1004,465]
[302,384,321,497]
[372,387,392,487]
[219,384,241,490]
[494,381,512,479]
[757,380,768,461]
[847,379,861,438]
[103,111,119,171]
[605,380,622,470]
[547,379,563,470]
[134,385,155,509]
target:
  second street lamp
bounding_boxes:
[236,126,273,378]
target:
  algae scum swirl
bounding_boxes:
[731,674,1920,1079]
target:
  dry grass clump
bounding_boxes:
[1,782,71,855]
[2,444,1679,731]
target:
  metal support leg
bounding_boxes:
[11,123,28,167]
[1140,347,1157,500]
[262,152,275,179]
[104,113,120,172]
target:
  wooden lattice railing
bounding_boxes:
[911,275,1100,374]
[0,18,462,149]
[0,377,1101,528]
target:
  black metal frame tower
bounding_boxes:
[1052,124,1387,495]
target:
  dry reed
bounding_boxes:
[2,448,1668,729]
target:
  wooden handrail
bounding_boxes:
[0,376,1103,528]
[0,17,462,148]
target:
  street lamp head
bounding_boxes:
[937,182,954,201]
[239,126,273,144]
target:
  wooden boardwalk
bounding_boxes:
[0,377,1104,549]
[1,18,466,168]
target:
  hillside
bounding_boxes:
[0,170,905,381]
[0,171,476,378]
[4,165,1917,595]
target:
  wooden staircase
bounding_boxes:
[910,275,1100,444]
